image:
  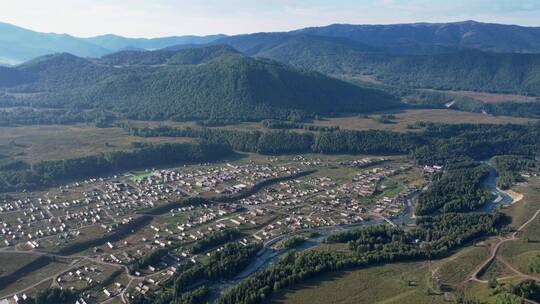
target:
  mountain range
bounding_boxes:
[3,20,540,65]
[0,22,225,65]
[3,20,540,122]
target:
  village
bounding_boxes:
[0,155,427,303]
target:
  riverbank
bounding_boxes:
[498,187,524,205]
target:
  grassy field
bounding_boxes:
[0,124,192,163]
[434,245,490,286]
[129,172,156,181]
[309,109,535,133]
[501,178,540,228]
[498,177,540,274]
[272,262,445,304]
[479,260,513,281]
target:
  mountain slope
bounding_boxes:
[2,47,400,121]
[223,35,540,96]
[0,66,34,87]
[363,50,540,95]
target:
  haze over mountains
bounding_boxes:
[3,19,540,122]
[3,20,540,66]
[0,22,225,65]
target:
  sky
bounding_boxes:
[1,0,540,38]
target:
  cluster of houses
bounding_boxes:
[242,163,417,241]
[0,155,429,302]
[345,167,396,197]
[132,163,301,197]
[56,265,103,288]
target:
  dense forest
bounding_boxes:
[415,160,492,215]
[261,119,339,131]
[492,155,537,189]
[219,21,540,55]
[126,125,422,155]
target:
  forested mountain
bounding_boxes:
[100,45,240,66]
[0,46,399,121]
[212,21,540,55]
[222,35,540,96]
[362,50,540,95]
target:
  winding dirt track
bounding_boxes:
[468,208,540,283]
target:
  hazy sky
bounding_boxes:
[1,0,540,38]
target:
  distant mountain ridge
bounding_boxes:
[0,22,226,65]
[83,34,227,52]
[3,20,540,65]
[214,20,540,55]
[292,20,540,54]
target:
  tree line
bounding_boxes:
[125,125,422,155]
[261,119,340,131]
